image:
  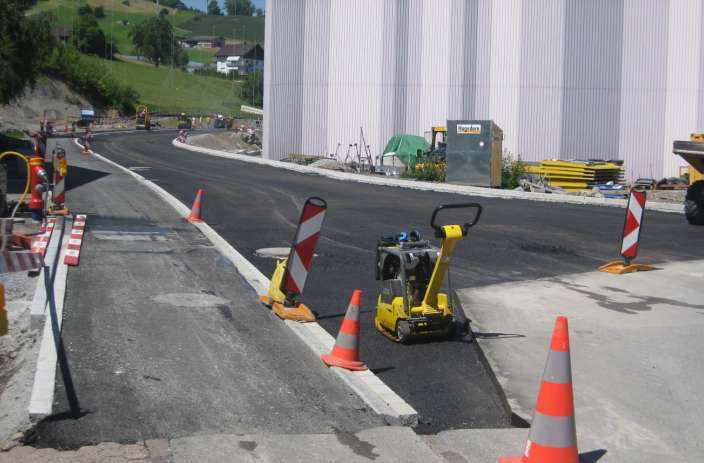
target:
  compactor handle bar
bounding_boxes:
[431,203,483,238]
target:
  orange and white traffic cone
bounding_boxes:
[499,316,579,463]
[187,189,204,223]
[321,290,367,371]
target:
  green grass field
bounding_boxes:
[31,1,197,56]
[91,56,246,114]
[31,0,265,55]
[177,15,264,43]
[185,48,216,64]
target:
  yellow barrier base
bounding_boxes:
[598,260,655,275]
[260,296,316,322]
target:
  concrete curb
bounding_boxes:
[173,139,684,214]
[28,220,71,419]
[29,218,65,327]
[77,138,419,427]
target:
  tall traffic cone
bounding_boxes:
[321,290,367,371]
[499,316,579,463]
[187,189,204,223]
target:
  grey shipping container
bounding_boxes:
[446,120,503,187]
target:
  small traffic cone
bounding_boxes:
[187,189,204,223]
[321,290,367,371]
[499,316,579,463]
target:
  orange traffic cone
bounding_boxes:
[499,316,579,463]
[321,290,367,371]
[187,189,204,223]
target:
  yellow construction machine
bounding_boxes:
[374,203,481,343]
[177,113,192,130]
[673,133,704,224]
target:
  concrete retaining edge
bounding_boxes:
[28,221,70,419]
[173,139,684,214]
[76,138,419,427]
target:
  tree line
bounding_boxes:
[208,0,263,17]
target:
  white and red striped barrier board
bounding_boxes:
[281,198,327,296]
[0,251,42,274]
[621,190,647,260]
[64,215,87,266]
[31,218,57,257]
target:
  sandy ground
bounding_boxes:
[0,270,40,448]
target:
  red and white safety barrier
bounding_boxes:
[620,190,646,261]
[64,215,86,266]
[0,251,42,274]
[281,198,327,296]
[31,218,57,257]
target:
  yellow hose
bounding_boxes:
[0,151,31,218]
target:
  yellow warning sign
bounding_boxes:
[457,124,481,135]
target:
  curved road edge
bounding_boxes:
[72,137,419,427]
[172,139,684,214]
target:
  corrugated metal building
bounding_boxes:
[263,0,704,180]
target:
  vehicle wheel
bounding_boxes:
[685,181,704,225]
[396,320,411,344]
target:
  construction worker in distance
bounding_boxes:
[53,146,68,176]
[83,127,93,154]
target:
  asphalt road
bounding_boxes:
[90,131,704,434]
[32,138,385,448]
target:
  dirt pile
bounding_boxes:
[0,78,89,132]
[188,131,261,155]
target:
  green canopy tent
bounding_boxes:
[382,134,429,167]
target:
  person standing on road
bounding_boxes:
[83,128,93,153]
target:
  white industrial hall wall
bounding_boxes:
[263,0,704,180]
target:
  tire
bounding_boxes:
[685,181,704,225]
[396,320,411,344]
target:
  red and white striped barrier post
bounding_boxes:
[261,197,327,322]
[64,215,87,266]
[620,189,646,264]
[599,190,654,274]
[31,217,57,257]
[281,197,327,300]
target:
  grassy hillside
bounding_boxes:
[91,56,246,114]
[31,0,265,60]
[32,0,197,56]
[178,15,264,43]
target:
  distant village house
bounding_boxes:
[215,43,264,75]
[180,36,225,49]
[51,27,72,43]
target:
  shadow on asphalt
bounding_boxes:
[66,165,110,191]
[581,449,608,462]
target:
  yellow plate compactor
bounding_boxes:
[374,203,481,343]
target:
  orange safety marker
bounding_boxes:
[187,189,204,223]
[321,290,367,371]
[499,316,579,463]
[599,189,653,274]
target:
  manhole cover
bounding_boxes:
[255,247,290,259]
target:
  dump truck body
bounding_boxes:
[673,135,704,224]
